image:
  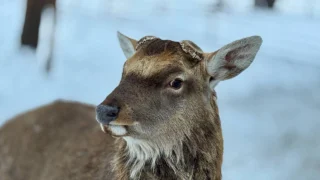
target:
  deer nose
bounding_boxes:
[96,104,119,125]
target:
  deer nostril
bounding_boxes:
[107,111,118,117]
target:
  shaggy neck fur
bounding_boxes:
[112,98,223,180]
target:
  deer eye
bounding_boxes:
[169,78,183,90]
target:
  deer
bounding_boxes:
[0,32,262,180]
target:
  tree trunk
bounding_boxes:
[21,0,56,49]
[255,0,276,9]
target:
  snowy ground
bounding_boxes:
[0,0,320,179]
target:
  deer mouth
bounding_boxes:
[100,124,128,137]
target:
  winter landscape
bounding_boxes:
[0,0,319,179]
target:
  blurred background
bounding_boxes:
[0,0,320,179]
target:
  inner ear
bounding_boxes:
[117,31,137,59]
[205,36,262,82]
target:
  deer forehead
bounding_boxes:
[123,53,186,78]
[122,38,204,78]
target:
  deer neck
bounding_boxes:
[112,109,223,180]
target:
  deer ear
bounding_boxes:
[205,36,262,89]
[117,31,137,59]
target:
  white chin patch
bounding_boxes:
[109,125,127,136]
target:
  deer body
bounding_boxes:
[0,101,115,180]
[0,32,262,180]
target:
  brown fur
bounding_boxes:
[0,100,115,180]
[0,34,261,179]
[21,0,56,48]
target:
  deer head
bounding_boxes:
[96,32,262,179]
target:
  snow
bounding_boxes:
[1,0,320,179]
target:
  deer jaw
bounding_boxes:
[111,102,222,180]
